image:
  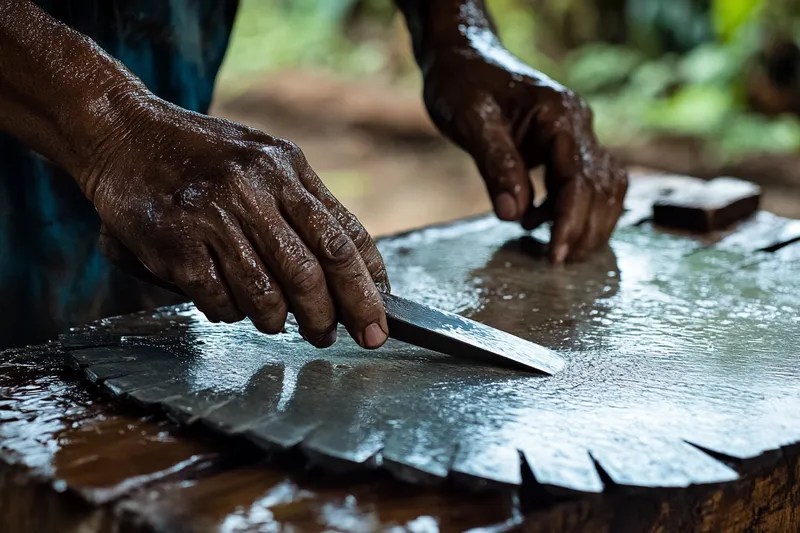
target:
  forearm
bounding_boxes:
[0,0,153,197]
[393,0,498,65]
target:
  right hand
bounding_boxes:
[85,98,390,350]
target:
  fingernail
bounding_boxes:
[363,323,387,349]
[554,244,569,263]
[494,193,518,221]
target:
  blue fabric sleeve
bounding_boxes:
[0,0,239,348]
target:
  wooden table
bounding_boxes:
[3,171,800,533]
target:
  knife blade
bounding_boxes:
[126,263,563,374]
[381,293,564,375]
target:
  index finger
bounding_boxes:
[283,191,389,350]
[297,164,390,293]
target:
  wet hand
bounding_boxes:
[421,36,628,263]
[86,100,389,349]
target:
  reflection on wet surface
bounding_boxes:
[115,466,519,533]
[60,216,800,493]
[0,350,519,531]
[0,347,221,504]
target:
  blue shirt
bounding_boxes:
[0,1,239,348]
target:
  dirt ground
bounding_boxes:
[211,70,490,238]
[210,70,800,238]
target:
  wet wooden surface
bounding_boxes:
[3,173,800,532]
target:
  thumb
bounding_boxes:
[462,104,531,222]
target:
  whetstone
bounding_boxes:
[652,177,761,232]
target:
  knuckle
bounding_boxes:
[221,161,250,190]
[248,148,303,194]
[203,282,230,303]
[347,221,371,250]
[247,150,280,180]
[354,235,389,286]
[287,258,325,293]
[321,232,358,264]
[272,138,304,162]
[371,262,390,288]
[171,183,217,211]
[173,265,215,296]
[176,272,207,293]
[241,125,276,143]
[218,150,248,175]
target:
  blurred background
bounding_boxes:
[211,0,800,236]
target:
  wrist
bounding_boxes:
[396,0,497,69]
[0,2,162,199]
[417,28,503,70]
[72,80,161,202]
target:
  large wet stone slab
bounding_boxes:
[61,216,800,493]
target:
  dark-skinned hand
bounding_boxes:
[420,31,628,263]
[88,100,390,349]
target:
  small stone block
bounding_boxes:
[652,177,761,232]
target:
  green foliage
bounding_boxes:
[644,85,735,136]
[565,44,644,93]
[569,1,800,161]
[626,0,715,54]
[678,43,740,85]
[486,0,560,74]
[718,114,800,157]
[217,0,800,160]
[218,0,391,90]
[712,0,763,42]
